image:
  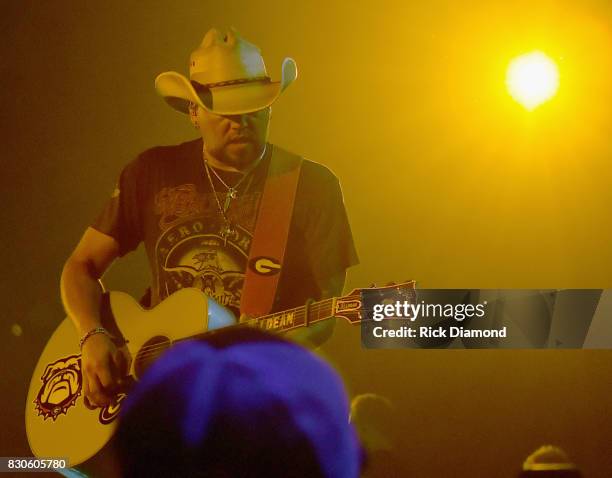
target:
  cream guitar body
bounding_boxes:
[26,288,235,466]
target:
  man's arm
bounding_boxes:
[61,227,129,407]
[61,227,119,334]
[284,270,346,348]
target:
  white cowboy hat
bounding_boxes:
[155,28,297,115]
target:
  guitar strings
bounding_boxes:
[127,302,412,364]
[119,287,416,362]
[129,288,415,360]
[130,295,413,354]
[125,298,336,360]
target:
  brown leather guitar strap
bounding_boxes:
[240,146,302,317]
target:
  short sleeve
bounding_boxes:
[91,158,144,256]
[301,172,359,282]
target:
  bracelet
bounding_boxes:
[79,327,114,350]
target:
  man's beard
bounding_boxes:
[213,140,265,169]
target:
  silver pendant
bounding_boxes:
[221,224,234,245]
[223,189,236,213]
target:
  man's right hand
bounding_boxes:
[81,333,132,408]
[60,227,126,408]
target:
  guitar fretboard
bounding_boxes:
[244,297,336,333]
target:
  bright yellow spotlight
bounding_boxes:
[506,51,559,110]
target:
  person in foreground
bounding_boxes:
[60,27,358,409]
[519,445,582,478]
[115,329,362,477]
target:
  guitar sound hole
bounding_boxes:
[134,336,171,379]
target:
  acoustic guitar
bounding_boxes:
[26,281,415,466]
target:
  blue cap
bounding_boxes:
[117,337,360,478]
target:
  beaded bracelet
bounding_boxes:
[79,327,113,350]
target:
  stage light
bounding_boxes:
[506,51,559,110]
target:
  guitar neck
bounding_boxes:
[195,281,413,339]
[243,297,337,333]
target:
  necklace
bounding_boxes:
[203,162,234,243]
[203,144,267,243]
[206,163,250,212]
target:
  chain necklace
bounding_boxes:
[203,144,267,243]
[203,162,234,243]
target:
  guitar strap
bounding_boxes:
[240,146,303,317]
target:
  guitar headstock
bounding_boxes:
[334,280,417,324]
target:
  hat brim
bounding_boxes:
[155,57,297,115]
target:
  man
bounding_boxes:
[61,28,358,408]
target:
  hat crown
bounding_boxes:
[189,28,268,85]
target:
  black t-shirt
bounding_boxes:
[93,138,358,316]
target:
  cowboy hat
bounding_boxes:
[155,28,297,115]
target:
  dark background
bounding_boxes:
[2,1,611,476]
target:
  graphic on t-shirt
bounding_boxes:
[162,233,246,310]
[154,183,207,231]
[153,185,261,313]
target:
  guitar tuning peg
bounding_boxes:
[369,283,377,288]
